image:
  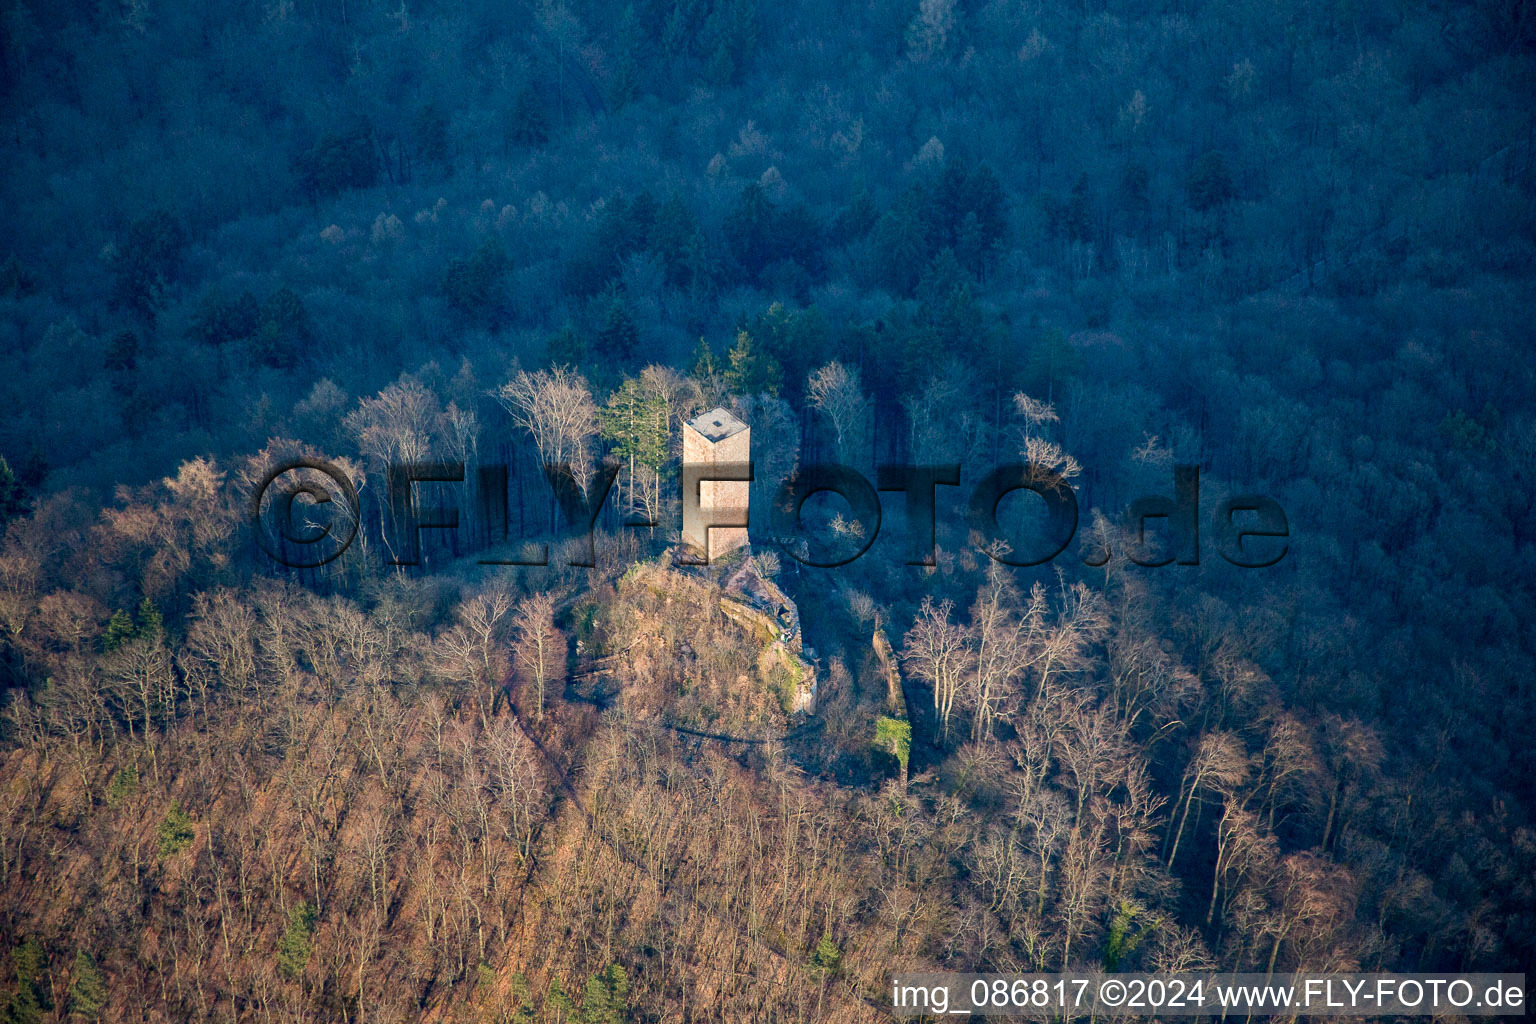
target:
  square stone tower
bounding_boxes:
[682,407,750,561]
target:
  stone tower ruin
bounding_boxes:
[682,406,750,561]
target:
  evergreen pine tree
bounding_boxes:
[276,902,316,981]
[103,610,136,652]
[4,938,49,1024]
[809,932,842,975]
[67,951,107,1020]
[593,287,638,363]
[157,802,195,858]
[725,329,781,396]
[509,86,550,146]
[0,458,28,534]
[134,598,163,642]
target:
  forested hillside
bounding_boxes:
[0,0,1533,1019]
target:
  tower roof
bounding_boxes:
[685,407,748,442]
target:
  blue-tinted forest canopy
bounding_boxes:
[0,0,1532,1018]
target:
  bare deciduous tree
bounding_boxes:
[510,593,563,721]
[1207,795,1275,926]
[492,365,597,485]
[1164,731,1249,872]
[344,379,443,469]
[1262,852,1356,975]
[1254,713,1324,830]
[966,568,1029,742]
[807,361,871,465]
[434,591,512,726]
[181,589,258,715]
[105,631,175,777]
[1318,716,1383,853]
[902,597,971,742]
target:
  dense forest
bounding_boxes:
[0,0,1533,1019]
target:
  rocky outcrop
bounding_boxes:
[626,557,818,714]
[872,623,906,720]
[719,573,816,714]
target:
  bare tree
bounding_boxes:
[1146,925,1215,973]
[433,591,511,726]
[493,366,598,533]
[1057,815,1111,967]
[180,589,258,716]
[443,400,480,464]
[1164,731,1249,872]
[902,597,971,742]
[1318,716,1383,853]
[1013,392,1060,432]
[237,441,368,579]
[510,593,563,721]
[1103,757,1165,899]
[344,379,443,469]
[1013,393,1082,488]
[100,457,239,599]
[967,568,1029,742]
[105,631,175,778]
[1207,795,1275,927]
[1254,713,1324,830]
[641,362,704,435]
[1262,852,1355,975]
[903,364,979,463]
[29,589,105,657]
[807,361,871,465]
[50,656,113,791]
[970,826,1028,917]
[0,548,40,660]
[1103,599,1197,738]
[1019,580,1104,700]
[492,365,597,484]
[484,715,547,863]
[1022,788,1072,919]
[1053,697,1128,827]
